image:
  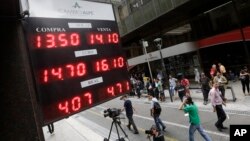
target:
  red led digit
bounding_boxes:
[72,96,81,111]
[107,86,115,96]
[108,34,111,43]
[66,64,74,77]
[58,101,69,113]
[117,57,124,67]
[84,92,92,104]
[70,33,80,46]
[58,33,68,47]
[77,63,86,76]
[90,34,94,44]
[112,33,119,43]
[126,81,130,90]
[96,34,104,44]
[36,35,41,48]
[101,59,109,71]
[113,59,117,68]
[43,70,48,83]
[46,34,56,48]
[116,83,122,93]
[51,68,62,80]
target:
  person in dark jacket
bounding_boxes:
[200,73,212,105]
[120,95,139,134]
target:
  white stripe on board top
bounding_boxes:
[74,49,97,57]
[68,23,92,28]
[80,77,103,88]
[27,0,115,20]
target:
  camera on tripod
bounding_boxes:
[103,108,127,141]
[103,108,121,118]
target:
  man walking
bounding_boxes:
[149,96,166,131]
[213,72,227,102]
[200,73,211,105]
[209,83,228,132]
[120,95,139,134]
[179,97,212,141]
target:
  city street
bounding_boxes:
[43,81,250,141]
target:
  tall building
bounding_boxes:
[112,0,250,78]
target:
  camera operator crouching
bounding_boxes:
[145,125,165,141]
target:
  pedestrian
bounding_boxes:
[120,95,139,134]
[239,68,250,95]
[155,78,165,102]
[213,72,227,102]
[194,68,200,83]
[174,81,186,102]
[209,83,228,132]
[178,97,212,141]
[218,63,227,77]
[146,78,154,96]
[149,96,166,131]
[149,125,165,141]
[47,123,54,134]
[200,73,212,105]
[181,75,190,96]
[135,79,143,98]
[210,64,217,79]
[169,75,178,99]
[153,78,160,100]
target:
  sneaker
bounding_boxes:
[217,127,222,132]
[126,125,131,130]
[162,126,166,131]
[215,124,222,132]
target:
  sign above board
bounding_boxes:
[28,0,115,20]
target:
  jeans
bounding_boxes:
[153,115,166,131]
[169,86,175,97]
[189,124,212,141]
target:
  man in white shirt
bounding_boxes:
[209,83,227,132]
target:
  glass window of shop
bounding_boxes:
[147,51,200,79]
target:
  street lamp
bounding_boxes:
[154,38,173,102]
[141,39,153,81]
[153,38,167,79]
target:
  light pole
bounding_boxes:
[153,38,167,79]
[142,39,153,81]
[154,38,173,102]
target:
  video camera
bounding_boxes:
[145,125,157,136]
[103,108,121,118]
[145,129,153,135]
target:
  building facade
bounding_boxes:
[112,0,250,79]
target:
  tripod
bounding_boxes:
[104,116,128,141]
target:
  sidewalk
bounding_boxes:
[163,80,250,112]
[43,116,104,141]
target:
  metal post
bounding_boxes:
[154,38,172,102]
[142,40,153,81]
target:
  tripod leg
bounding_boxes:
[107,121,114,140]
[117,122,128,138]
[114,122,121,140]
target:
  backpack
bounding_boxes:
[153,102,162,115]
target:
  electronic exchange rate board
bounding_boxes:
[22,0,130,125]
